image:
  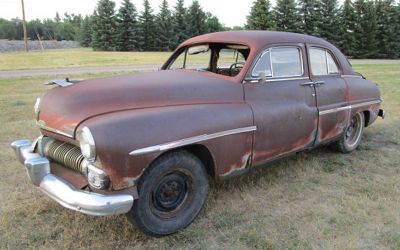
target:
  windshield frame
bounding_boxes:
[162,42,251,80]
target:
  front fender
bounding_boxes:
[78,104,254,190]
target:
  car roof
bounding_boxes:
[180,30,334,50]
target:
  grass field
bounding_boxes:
[0,49,171,70]
[0,64,399,249]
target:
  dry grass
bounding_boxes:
[0,65,399,249]
[0,49,171,71]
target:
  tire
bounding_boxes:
[127,150,209,236]
[333,112,365,153]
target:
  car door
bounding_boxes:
[307,46,349,143]
[244,45,319,166]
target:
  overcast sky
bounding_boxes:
[0,0,255,27]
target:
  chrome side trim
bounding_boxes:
[244,76,309,84]
[341,75,363,78]
[319,106,351,115]
[319,100,381,116]
[36,120,74,138]
[351,100,381,109]
[129,126,257,156]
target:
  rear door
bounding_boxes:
[307,46,349,143]
[244,45,319,165]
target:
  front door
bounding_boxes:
[244,45,318,166]
[307,46,349,143]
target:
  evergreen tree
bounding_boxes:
[79,15,93,47]
[205,12,224,33]
[186,1,207,37]
[353,0,378,58]
[138,0,156,51]
[338,0,357,56]
[172,0,188,48]
[91,0,117,51]
[246,0,275,30]
[156,0,173,51]
[318,0,340,45]
[375,0,398,58]
[116,0,138,51]
[273,0,299,32]
[298,0,321,35]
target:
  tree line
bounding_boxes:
[0,0,225,52]
[247,0,400,59]
[0,0,399,58]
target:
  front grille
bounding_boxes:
[42,139,85,173]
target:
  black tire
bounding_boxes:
[333,112,365,153]
[127,150,209,236]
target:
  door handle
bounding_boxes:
[314,81,325,86]
[301,81,315,87]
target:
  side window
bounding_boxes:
[271,47,302,77]
[310,47,340,75]
[252,50,272,77]
[252,47,303,78]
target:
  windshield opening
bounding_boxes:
[167,43,250,77]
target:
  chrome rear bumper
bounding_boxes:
[11,139,134,216]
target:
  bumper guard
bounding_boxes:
[11,139,134,216]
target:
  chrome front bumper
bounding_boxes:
[11,139,134,216]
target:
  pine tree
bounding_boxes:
[138,0,156,51]
[273,0,299,32]
[354,0,378,58]
[172,0,188,48]
[318,0,340,45]
[91,0,117,51]
[156,0,173,51]
[186,0,207,37]
[338,0,357,57]
[375,0,398,58]
[116,0,138,51]
[205,12,224,33]
[246,0,275,30]
[79,15,93,47]
[298,0,321,35]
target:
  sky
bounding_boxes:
[0,0,254,27]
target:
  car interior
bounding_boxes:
[168,43,250,77]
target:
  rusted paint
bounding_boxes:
[34,31,382,191]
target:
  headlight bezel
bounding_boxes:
[77,126,96,162]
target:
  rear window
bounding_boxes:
[310,48,340,75]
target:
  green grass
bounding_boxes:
[0,49,171,70]
[0,65,399,249]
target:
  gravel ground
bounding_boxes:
[0,40,80,52]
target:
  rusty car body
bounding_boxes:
[11,31,384,236]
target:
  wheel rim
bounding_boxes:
[345,113,363,148]
[151,171,193,219]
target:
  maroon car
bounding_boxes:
[11,31,384,236]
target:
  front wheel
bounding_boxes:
[127,150,209,236]
[333,112,365,153]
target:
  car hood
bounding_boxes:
[38,70,243,137]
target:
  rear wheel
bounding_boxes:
[333,112,364,153]
[127,150,209,236]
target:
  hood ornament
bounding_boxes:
[45,77,80,87]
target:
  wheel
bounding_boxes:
[127,150,209,236]
[333,112,365,153]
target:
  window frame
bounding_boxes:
[308,46,341,76]
[251,46,304,79]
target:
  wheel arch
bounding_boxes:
[148,144,216,180]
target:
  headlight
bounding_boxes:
[87,164,109,189]
[34,97,41,115]
[77,127,96,162]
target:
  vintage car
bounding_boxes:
[11,31,384,236]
